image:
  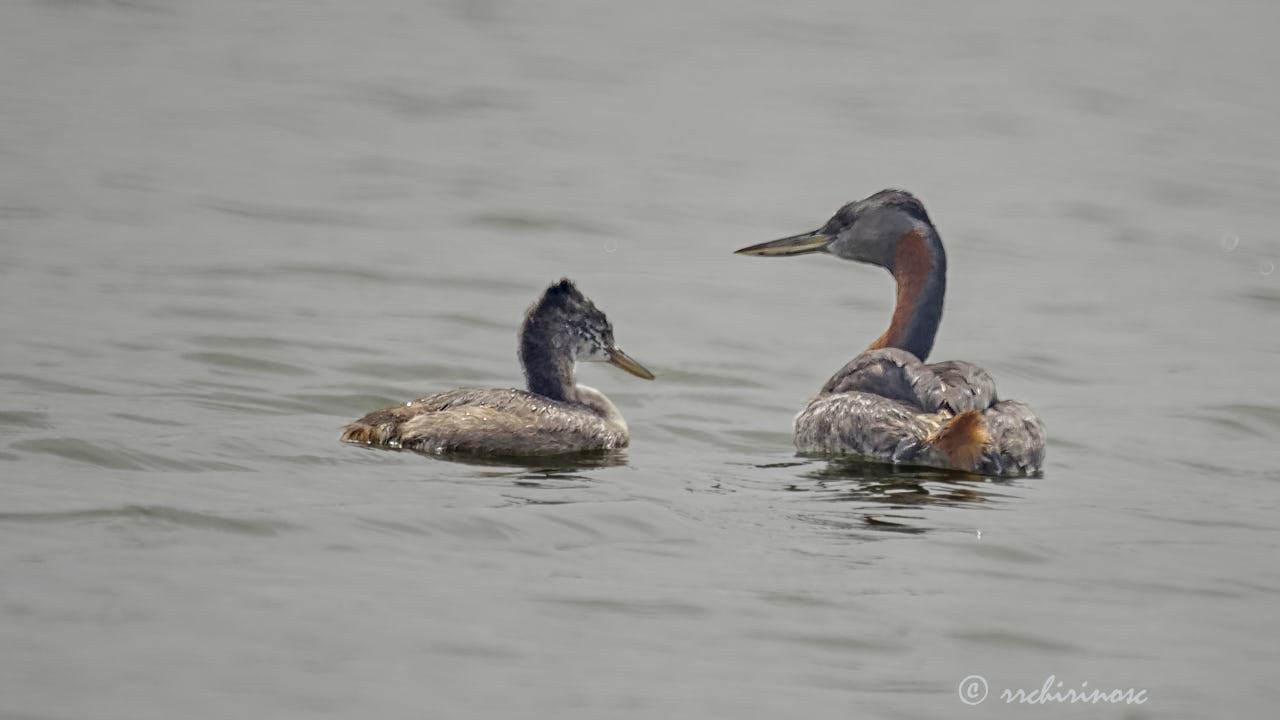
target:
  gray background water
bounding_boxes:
[3,0,1278,718]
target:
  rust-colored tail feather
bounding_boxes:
[926,410,990,468]
[340,423,378,445]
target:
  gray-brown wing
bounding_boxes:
[340,388,529,437]
[795,390,944,459]
[410,387,541,412]
[819,349,996,414]
[341,388,625,453]
[394,404,622,453]
[923,360,999,413]
[819,348,942,411]
[978,399,1046,475]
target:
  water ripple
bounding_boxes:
[0,373,105,396]
[198,199,381,228]
[949,629,1086,655]
[183,351,312,377]
[0,505,292,536]
[11,438,251,472]
[1178,403,1280,442]
[464,211,614,237]
[0,411,54,429]
[536,595,710,618]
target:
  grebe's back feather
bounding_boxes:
[818,348,997,414]
[341,387,629,454]
[979,399,1046,475]
[798,345,1039,476]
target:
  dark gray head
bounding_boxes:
[521,279,653,387]
[734,190,947,361]
[734,189,938,273]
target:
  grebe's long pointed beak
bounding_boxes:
[734,230,831,257]
[607,347,655,380]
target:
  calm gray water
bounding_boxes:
[3,0,1279,718]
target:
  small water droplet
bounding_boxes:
[603,238,618,253]
[1221,233,1239,252]
[1260,260,1275,276]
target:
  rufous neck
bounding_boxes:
[866,227,946,361]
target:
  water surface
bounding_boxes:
[3,1,1279,718]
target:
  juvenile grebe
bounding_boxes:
[735,190,1045,475]
[341,279,654,455]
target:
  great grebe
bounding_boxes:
[735,189,1045,475]
[341,279,654,455]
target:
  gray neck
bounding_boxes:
[520,327,576,403]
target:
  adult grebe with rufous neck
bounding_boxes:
[735,189,1045,475]
[341,279,654,455]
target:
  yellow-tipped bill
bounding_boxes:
[734,230,832,257]
[607,348,655,380]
